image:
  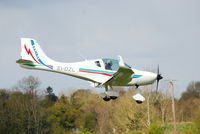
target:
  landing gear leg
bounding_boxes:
[105,85,109,92]
[100,85,119,101]
[135,84,139,89]
[108,86,119,100]
[102,85,111,101]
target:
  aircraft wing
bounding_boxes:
[102,56,134,86]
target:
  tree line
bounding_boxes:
[0,76,200,134]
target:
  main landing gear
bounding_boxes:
[99,91,119,101]
[100,86,119,101]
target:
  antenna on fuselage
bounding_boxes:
[77,51,87,61]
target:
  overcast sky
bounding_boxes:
[0,0,199,97]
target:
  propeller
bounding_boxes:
[156,65,163,92]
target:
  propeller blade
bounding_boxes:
[156,78,159,92]
[156,65,163,92]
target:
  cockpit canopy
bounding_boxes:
[102,58,131,71]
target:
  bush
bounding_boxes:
[77,126,93,134]
[77,113,97,132]
[125,131,143,134]
[147,123,164,134]
[190,107,200,134]
[184,124,198,134]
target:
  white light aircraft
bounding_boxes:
[16,38,163,103]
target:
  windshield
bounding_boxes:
[102,58,131,71]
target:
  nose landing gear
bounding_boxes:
[132,93,145,104]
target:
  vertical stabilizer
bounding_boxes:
[19,38,54,69]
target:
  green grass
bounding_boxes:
[163,122,193,133]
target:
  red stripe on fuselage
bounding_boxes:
[80,70,112,77]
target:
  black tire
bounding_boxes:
[136,100,143,104]
[103,97,111,101]
[110,96,118,100]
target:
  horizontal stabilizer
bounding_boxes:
[16,59,34,64]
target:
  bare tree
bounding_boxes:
[15,76,42,134]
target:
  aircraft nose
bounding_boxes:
[150,72,157,81]
[139,72,158,85]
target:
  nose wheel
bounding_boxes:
[132,93,145,104]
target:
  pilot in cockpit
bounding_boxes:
[105,60,113,70]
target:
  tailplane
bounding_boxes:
[17,38,54,69]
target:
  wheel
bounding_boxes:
[103,96,111,101]
[135,100,143,104]
[110,96,118,100]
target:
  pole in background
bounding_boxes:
[169,81,176,134]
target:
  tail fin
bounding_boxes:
[19,38,54,69]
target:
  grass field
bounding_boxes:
[163,122,194,134]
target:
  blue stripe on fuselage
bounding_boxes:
[132,75,142,78]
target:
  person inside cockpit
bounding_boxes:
[105,60,113,70]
